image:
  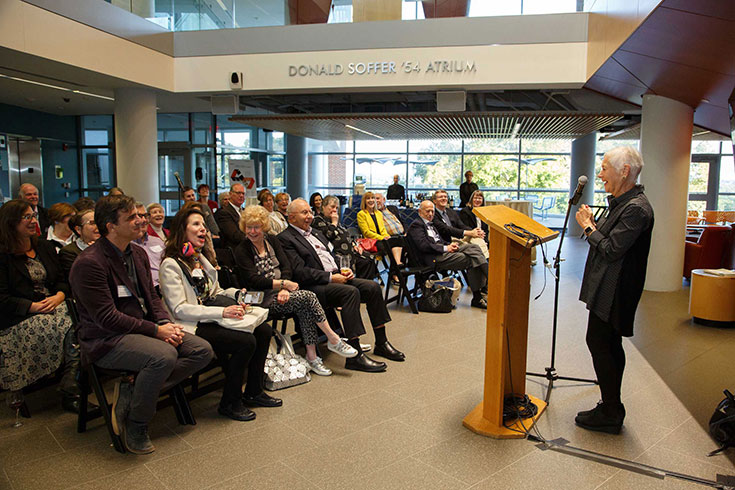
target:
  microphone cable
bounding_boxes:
[503,223,550,300]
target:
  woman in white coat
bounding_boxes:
[159,206,281,422]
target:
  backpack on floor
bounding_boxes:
[708,389,735,456]
[418,277,460,313]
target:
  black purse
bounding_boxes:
[708,389,735,456]
[417,283,454,313]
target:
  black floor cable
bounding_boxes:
[496,244,735,488]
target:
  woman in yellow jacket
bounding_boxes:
[357,191,403,268]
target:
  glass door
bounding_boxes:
[158,146,192,215]
[688,155,719,212]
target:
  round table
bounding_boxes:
[689,269,735,326]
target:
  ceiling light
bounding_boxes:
[0,73,114,101]
[345,124,384,139]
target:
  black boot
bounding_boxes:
[122,419,155,455]
[574,402,625,434]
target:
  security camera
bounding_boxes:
[63,97,71,103]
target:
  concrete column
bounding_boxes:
[286,134,308,200]
[308,143,326,196]
[114,88,158,205]
[640,94,693,292]
[568,132,597,236]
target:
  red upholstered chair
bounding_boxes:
[683,225,733,279]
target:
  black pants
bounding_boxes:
[195,322,271,406]
[586,311,625,407]
[308,278,391,339]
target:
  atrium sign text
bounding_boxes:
[288,60,476,77]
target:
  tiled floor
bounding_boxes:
[2,237,735,489]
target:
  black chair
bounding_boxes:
[385,235,435,314]
[68,299,196,454]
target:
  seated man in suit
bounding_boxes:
[70,195,213,454]
[279,198,405,372]
[214,183,246,249]
[407,200,489,309]
[431,189,485,241]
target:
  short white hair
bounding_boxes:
[287,198,309,215]
[605,146,644,180]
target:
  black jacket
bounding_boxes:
[0,239,69,328]
[277,225,336,287]
[459,182,478,208]
[59,241,84,283]
[459,207,489,238]
[432,206,469,239]
[214,204,246,250]
[233,234,293,291]
[406,219,451,266]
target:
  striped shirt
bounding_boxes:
[380,208,404,236]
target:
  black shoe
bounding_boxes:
[345,354,387,373]
[576,400,603,418]
[574,403,624,434]
[471,297,488,309]
[111,378,133,436]
[61,394,81,414]
[243,392,283,408]
[373,341,405,362]
[122,419,155,455]
[218,401,256,421]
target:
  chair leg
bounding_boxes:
[89,367,125,453]
[401,274,419,314]
[77,368,89,433]
[171,384,196,426]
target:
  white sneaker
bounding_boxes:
[360,343,372,353]
[307,357,332,376]
[328,339,359,358]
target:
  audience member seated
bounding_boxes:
[432,189,485,243]
[309,192,323,216]
[108,187,125,196]
[133,202,166,291]
[0,199,80,413]
[184,186,219,238]
[408,200,489,309]
[218,191,230,209]
[197,184,218,213]
[234,205,358,375]
[70,195,213,454]
[146,202,169,240]
[375,193,404,236]
[459,170,479,208]
[356,191,403,267]
[46,202,77,251]
[313,195,378,280]
[59,209,100,282]
[180,201,218,268]
[73,196,96,212]
[215,183,246,250]
[279,198,405,372]
[159,206,278,421]
[18,183,50,234]
[459,190,490,258]
[270,192,290,235]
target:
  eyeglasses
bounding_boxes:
[231,191,245,195]
[82,220,96,227]
[20,213,39,221]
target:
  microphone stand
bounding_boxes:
[526,193,598,404]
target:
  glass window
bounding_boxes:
[328,1,352,23]
[81,115,113,147]
[83,130,108,147]
[689,161,709,194]
[521,139,571,154]
[355,154,406,189]
[269,154,285,188]
[691,141,721,154]
[520,154,570,192]
[192,113,214,145]
[402,1,426,20]
[719,156,735,194]
[722,141,734,155]
[522,0,578,14]
[463,154,518,190]
[409,139,461,153]
[468,0,522,17]
[464,138,519,153]
[354,140,407,153]
[81,148,112,198]
[408,154,462,194]
[157,113,189,142]
[270,131,285,152]
[596,139,638,154]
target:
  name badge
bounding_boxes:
[192,268,205,279]
[117,285,132,298]
[327,242,334,252]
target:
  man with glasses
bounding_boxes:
[70,195,213,454]
[215,183,247,249]
[133,202,166,293]
[18,183,50,235]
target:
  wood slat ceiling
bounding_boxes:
[229,112,623,140]
[599,123,730,142]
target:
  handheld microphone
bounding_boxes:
[173,171,185,192]
[570,175,588,205]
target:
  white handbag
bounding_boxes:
[264,329,311,391]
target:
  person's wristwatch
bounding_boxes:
[584,226,594,236]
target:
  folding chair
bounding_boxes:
[386,235,435,313]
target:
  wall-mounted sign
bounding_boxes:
[228,158,257,198]
[288,60,476,78]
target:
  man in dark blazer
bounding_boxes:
[70,195,213,455]
[18,183,50,235]
[278,198,404,372]
[459,170,479,208]
[386,174,405,202]
[214,183,246,249]
[407,200,488,309]
[431,189,484,241]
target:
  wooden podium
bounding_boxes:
[463,205,558,438]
